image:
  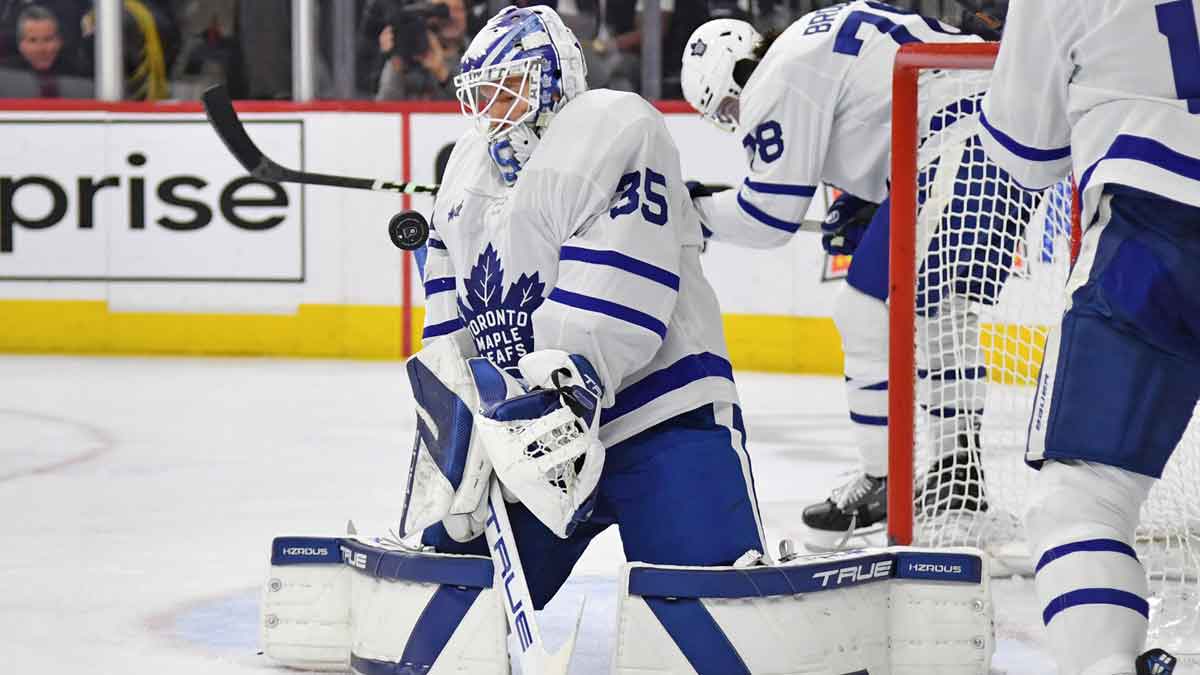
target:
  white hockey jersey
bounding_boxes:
[980,0,1200,225]
[422,89,738,447]
[694,1,981,248]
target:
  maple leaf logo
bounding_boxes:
[457,244,546,367]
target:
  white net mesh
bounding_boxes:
[903,64,1200,657]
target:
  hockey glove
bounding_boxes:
[468,351,606,538]
[686,181,731,252]
[821,193,878,256]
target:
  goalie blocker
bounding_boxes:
[259,536,993,674]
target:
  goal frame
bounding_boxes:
[885,42,1082,546]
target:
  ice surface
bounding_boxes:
[0,355,1064,673]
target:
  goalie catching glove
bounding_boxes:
[470,350,606,539]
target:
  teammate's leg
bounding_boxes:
[1025,186,1200,674]
[800,200,892,547]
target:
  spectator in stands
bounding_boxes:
[372,0,468,100]
[0,4,91,97]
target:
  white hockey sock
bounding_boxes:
[1025,461,1155,675]
[833,285,889,477]
[918,299,986,456]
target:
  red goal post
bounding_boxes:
[885,42,1082,546]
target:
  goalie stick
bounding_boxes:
[483,476,583,675]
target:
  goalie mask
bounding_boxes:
[455,6,587,186]
[681,19,762,133]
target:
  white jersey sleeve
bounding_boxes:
[981,0,1200,222]
[511,91,691,406]
[693,35,837,249]
[977,0,1073,190]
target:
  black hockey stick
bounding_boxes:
[201,85,438,196]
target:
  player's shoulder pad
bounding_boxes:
[546,89,665,141]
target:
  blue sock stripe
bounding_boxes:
[1035,538,1140,573]
[1042,588,1149,626]
[849,411,888,426]
[844,377,889,391]
[643,597,751,675]
[919,405,984,418]
[917,366,988,381]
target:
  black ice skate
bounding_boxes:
[802,473,887,551]
[1137,648,1178,675]
[914,427,989,517]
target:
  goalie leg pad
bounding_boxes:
[260,536,508,674]
[402,336,494,542]
[614,547,993,675]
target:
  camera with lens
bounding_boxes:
[385,1,451,63]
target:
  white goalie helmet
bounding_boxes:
[680,19,762,133]
[455,6,587,142]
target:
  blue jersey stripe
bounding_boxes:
[560,246,680,290]
[1035,538,1139,573]
[736,192,801,233]
[601,352,734,426]
[1078,133,1200,195]
[422,317,463,339]
[1043,588,1149,625]
[423,277,456,296]
[742,179,816,197]
[427,237,447,250]
[547,288,667,339]
[979,109,1071,162]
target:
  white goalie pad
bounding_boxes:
[402,337,494,541]
[614,547,994,675]
[260,536,508,674]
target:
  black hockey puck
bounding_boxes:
[388,210,430,250]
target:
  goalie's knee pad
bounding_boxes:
[260,536,507,674]
[614,547,994,674]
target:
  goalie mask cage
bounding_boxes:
[886,43,1200,657]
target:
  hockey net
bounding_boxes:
[887,43,1200,657]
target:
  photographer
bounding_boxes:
[359,0,467,101]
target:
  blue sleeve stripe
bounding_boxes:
[742,179,816,197]
[422,318,463,339]
[427,237,447,250]
[1035,538,1139,573]
[1043,588,1149,625]
[979,109,1071,162]
[423,277,456,296]
[560,246,680,291]
[1078,133,1200,195]
[736,192,801,233]
[600,352,734,426]
[547,288,667,340]
[850,411,888,426]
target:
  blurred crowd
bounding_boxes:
[0,0,976,101]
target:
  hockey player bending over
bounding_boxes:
[414,4,766,608]
[680,1,1034,550]
[980,1,1200,673]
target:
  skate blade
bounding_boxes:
[802,523,887,553]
